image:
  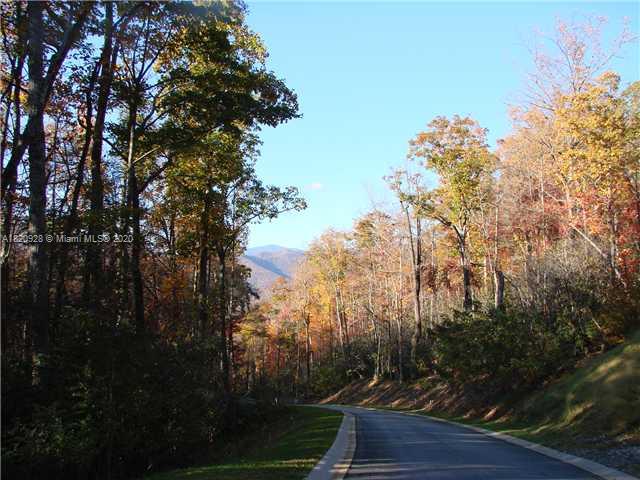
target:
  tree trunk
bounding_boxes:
[2,3,91,202]
[493,202,505,311]
[304,316,311,393]
[217,248,231,394]
[461,261,472,311]
[334,284,350,361]
[119,182,131,322]
[397,243,404,382]
[130,167,145,333]
[607,200,622,287]
[494,270,505,311]
[406,207,422,370]
[295,323,301,399]
[455,229,472,311]
[0,3,25,208]
[197,192,211,337]
[1,46,25,353]
[227,252,237,385]
[87,1,116,305]
[54,62,98,324]
[123,101,145,333]
[395,302,403,383]
[26,1,49,386]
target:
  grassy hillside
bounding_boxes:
[515,329,640,438]
[448,331,640,476]
[323,331,640,475]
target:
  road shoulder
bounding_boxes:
[307,406,357,480]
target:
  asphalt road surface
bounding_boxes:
[337,406,598,480]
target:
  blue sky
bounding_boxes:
[245,1,639,250]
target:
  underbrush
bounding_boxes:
[1,311,277,480]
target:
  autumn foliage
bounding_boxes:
[239,18,639,401]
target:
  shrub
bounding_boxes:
[430,309,569,394]
[2,311,228,480]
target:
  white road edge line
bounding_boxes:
[355,405,638,480]
[306,406,357,480]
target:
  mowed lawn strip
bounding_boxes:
[144,406,342,480]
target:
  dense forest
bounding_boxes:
[1,2,638,480]
[245,19,640,400]
[1,2,304,478]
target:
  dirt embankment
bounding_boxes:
[320,376,510,421]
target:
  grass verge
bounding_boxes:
[144,406,342,480]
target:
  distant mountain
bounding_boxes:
[240,245,305,298]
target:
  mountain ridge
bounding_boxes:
[240,245,305,297]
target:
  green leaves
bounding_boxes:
[159,10,299,142]
[408,115,495,225]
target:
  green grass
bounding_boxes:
[515,330,640,438]
[144,406,343,480]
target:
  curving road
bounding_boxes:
[332,406,599,480]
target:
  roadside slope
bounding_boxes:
[322,331,640,475]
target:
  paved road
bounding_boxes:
[335,406,599,480]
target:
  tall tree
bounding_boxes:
[408,116,495,311]
[387,170,425,372]
[24,1,91,384]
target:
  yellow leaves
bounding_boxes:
[597,71,621,92]
[554,73,629,196]
[407,116,496,228]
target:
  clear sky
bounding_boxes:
[245,1,639,250]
